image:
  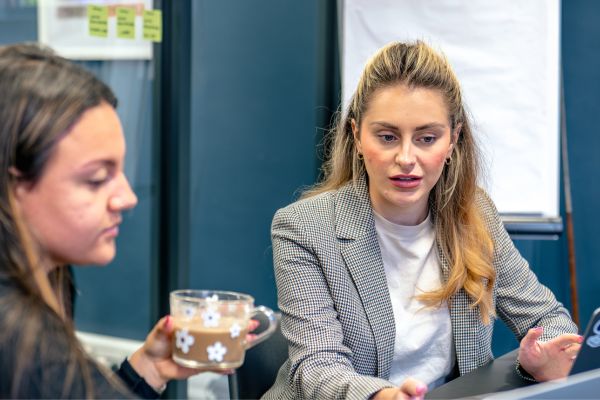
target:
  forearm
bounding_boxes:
[291,356,394,400]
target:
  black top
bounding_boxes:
[0,278,159,399]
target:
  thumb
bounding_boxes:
[399,377,428,398]
[146,316,173,345]
[143,315,173,358]
[521,326,544,349]
[162,315,174,334]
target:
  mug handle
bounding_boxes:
[245,306,277,349]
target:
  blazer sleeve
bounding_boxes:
[271,205,395,399]
[479,191,578,342]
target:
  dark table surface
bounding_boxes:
[427,349,537,399]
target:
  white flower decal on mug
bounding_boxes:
[230,322,241,338]
[207,341,227,362]
[175,329,195,354]
[183,305,196,318]
[206,294,219,302]
[202,308,221,327]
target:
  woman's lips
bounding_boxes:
[389,175,422,188]
[102,224,120,238]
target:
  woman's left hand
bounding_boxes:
[129,316,260,392]
[517,326,582,381]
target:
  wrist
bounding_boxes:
[129,348,168,393]
[515,358,540,382]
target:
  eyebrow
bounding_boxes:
[79,159,117,170]
[369,121,448,131]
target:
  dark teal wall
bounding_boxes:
[188,0,330,309]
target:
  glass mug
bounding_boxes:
[170,290,277,369]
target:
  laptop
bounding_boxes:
[570,307,600,375]
[482,308,600,400]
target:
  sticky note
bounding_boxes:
[116,7,136,39]
[143,9,162,42]
[88,5,108,38]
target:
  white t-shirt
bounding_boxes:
[373,211,454,389]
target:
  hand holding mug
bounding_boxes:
[127,291,271,393]
[170,290,277,369]
[128,315,201,393]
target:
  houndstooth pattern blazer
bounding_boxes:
[262,176,577,400]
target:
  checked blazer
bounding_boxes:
[262,176,577,400]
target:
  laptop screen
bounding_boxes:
[570,307,600,376]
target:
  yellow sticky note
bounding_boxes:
[143,9,162,42]
[88,5,108,38]
[116,7,136,39]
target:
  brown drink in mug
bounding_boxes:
[170,290,276,369]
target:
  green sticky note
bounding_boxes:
[88,5,108,38]
[143,9,162,42]
[116,7,136,39]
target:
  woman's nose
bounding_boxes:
[395,143,416,167]
[109,173,138,211]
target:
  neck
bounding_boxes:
[370,196,429,226]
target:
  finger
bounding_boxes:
[248,319,260,332]
[399,377,428,398]
[563,343,582,360]
[552,334,584,349]
[164,315,174,332]
[152,315,173,341]
[246,333,258,342]
[520,327,544,349]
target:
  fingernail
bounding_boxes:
[533,326,543,332]
[165,315,172,328]
[416,383,427,395]
[578,335,584,343]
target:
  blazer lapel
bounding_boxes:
[336,177,396,378]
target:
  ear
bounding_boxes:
[8,167,32,202]
[351,119,362,154]
[447,123,462,158]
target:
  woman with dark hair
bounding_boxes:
[264,41,581,400]
[0,43,200,398]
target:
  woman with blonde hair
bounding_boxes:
[264,41,580,400]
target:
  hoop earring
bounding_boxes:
[445,157,452,166]
[357,152,364,160]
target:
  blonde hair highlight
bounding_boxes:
[305,41,495,323]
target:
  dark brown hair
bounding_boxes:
[0,43,117,397]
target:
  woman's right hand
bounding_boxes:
[129,317,261,392]
[372,378,428,400]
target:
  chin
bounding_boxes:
[87,247,117,266]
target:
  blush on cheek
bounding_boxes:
[433,152,448,167]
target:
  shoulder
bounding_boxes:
[274,189,337,224]
[0,282,129,398]
[273,178,370,227]
[473,188,501,226]
[474,188,498,215]
[472,188,515,250]
[0,284,66,396]
[271,190,339,246]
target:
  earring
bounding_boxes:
[357,152,364,160]
[445,157,452,166]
